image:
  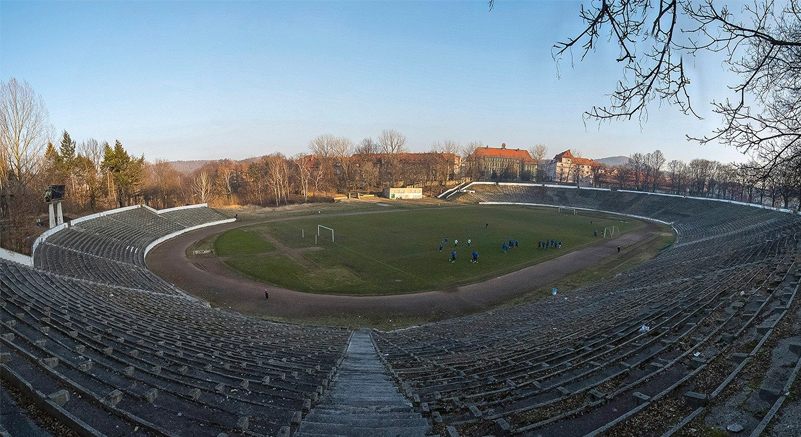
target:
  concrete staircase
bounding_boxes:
[296,330,429,437]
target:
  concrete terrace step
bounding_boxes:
[301,416,429,427]
[294,433,349,437]
[309,406,418,414]
[297,424,430,437]
[298,330,429,437]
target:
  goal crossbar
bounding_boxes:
[317,225,335,243]
[603,225,619,239]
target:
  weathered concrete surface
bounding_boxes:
[296,330,429,437]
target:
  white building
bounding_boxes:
[547,149,599,184]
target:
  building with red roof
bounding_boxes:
[471,144,537,180]
[547,149,600,184]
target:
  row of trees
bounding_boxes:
[45,132,145,210]
[596,151,801,210]
[524,145,799,210]
[176,132,459,207]
[2,77,799,253]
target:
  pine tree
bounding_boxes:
[55,130,78,196]
[59,130,76,164]
[102,140,144,207]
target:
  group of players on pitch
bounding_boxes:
[438,234,563,264]
[438,238,479,264]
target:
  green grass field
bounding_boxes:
[215,205,644,295]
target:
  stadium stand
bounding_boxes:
[374,184,801,435]
[31,204,231,295]
[2,205,352,436]
[160,205,234,228]
[1,191,800,436]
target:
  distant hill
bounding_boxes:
[596,156,630,167]
[167,156,265,174]
[166,160,213,174]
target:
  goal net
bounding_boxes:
[317,225,335,243]
[603,225,619,239]
[558,207,577,215]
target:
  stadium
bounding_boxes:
[1,181,799,436]
[3,1,801,436]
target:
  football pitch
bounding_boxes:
[214,205,644,295]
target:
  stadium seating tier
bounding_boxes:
[2,192,800,436]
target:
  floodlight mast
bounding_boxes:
[44,185,66,228]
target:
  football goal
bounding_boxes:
[603,225,619,239]
[316,225,335,244]
[558,207,577,215]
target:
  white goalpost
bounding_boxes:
[558,207,577,215]
[603,225,619,239]
[317,225,334,243]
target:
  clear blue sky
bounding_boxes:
[1,0,745,163]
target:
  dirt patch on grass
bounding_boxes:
[252,228,320,268]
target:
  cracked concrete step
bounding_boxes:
[298,330,429,437]
[301,416,429,427]
[294,434,348,437]
[308,406,418,415]
[297,423,430,437]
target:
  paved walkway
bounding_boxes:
[296,330,429,436]
[147,218,661,322]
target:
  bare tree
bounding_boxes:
[143,160,183,209]
[667,159,686,194]
[460,141,485,180]
[309,134,336,158]
[614,164,630,188]
[331,137,354,192]
[311,157,327,196]
[293,154,312,202]
[354,156,379,191]
[441,140,460,155]
[0,78,52,250]
[215,160,239,204]
[644,150,666,191]
[688,158,717,196]
[330,136,353,158]
[528,144,548,182]
[629,153,645,190]
[378,129,407,186]
[461,141,484,157]
[0,78,50,188]
[356,137,379,155]
[529,144,548,162]
[75,139,104,210]
[431,140,460,155]
[378,129,407,154]
[80,138,103,173]
[245,161,266,205]
[552,0,801,179]
[192,171,213,203]
[265,154,290,206]
[309,134,340,192]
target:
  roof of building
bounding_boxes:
[553,149,574,160]
[553,149,599,166]
[474,145,534,161]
